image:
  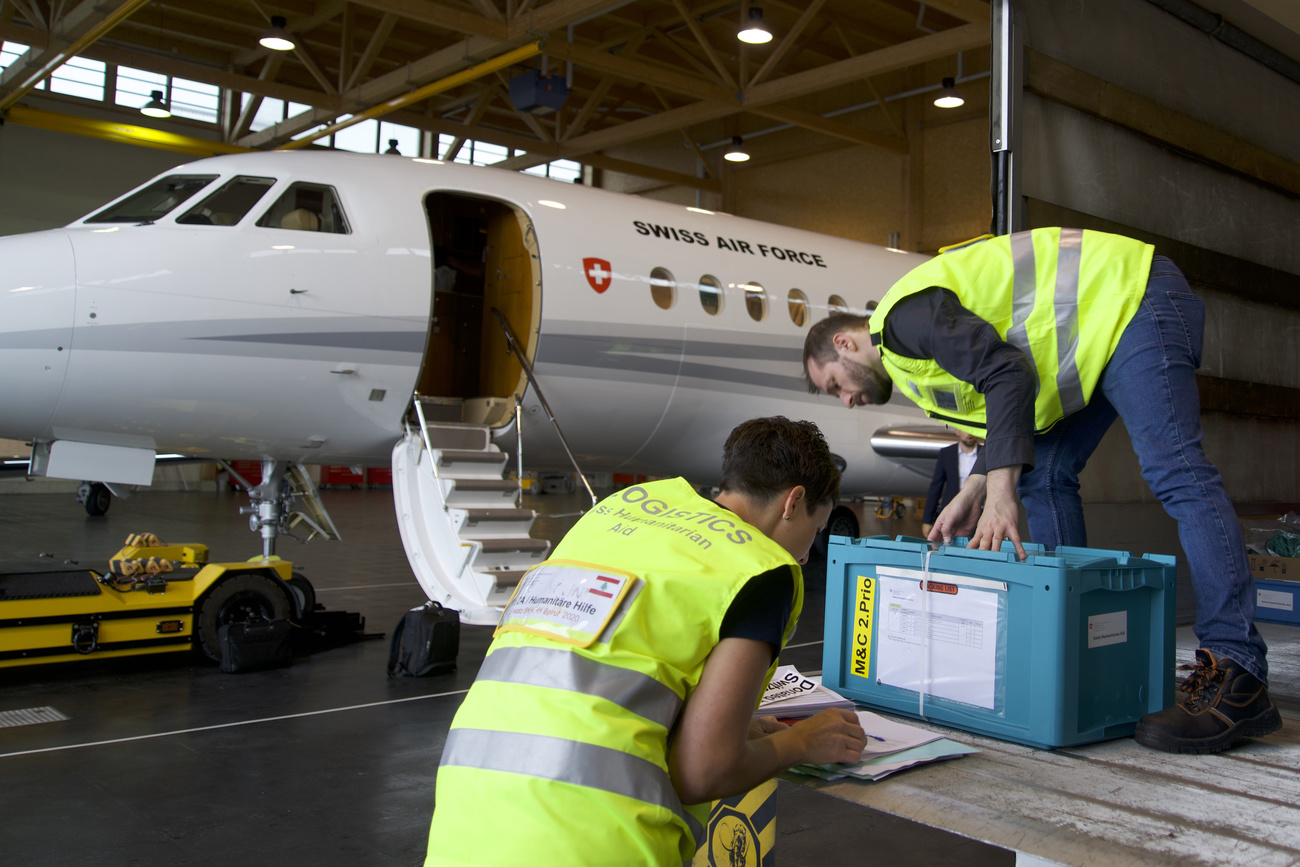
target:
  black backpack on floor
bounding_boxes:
[387,601,460,677]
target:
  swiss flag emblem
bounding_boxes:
[584,257,613,293]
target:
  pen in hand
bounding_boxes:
[863,733,886,743]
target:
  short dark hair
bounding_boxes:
[802,312,870,393]
[720,416,840,513]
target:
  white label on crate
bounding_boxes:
[1257,588,1294,612]
[1087,611,1128,649]
[874,566,999,710]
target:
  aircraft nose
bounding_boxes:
[0,230,77,439]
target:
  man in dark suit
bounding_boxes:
[921,430,982,538]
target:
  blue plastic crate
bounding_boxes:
[822,536,1177,749]
[1254,578,1300,625]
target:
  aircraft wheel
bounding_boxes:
[84,483,111,517]
[284,572,317,623]
[195,573,292,661]
[812,506,860,561]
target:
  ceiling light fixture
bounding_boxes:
[738,7,773,45]
[724,136,750,163]
[140,90,170,118]
[934,77,964,109]
[259,15,296,51]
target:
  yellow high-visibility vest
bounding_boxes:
[427,477,802,866]
[869,228,1153,435]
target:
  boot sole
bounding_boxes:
[1134,705,1283,754]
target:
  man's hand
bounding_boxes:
[929,475,985,545]
[967,466,1025,560]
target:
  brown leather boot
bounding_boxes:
[1134,649,1281,754]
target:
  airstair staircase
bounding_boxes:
[392,399,550,625]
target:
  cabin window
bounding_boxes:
[257,182,350,234]
[828,294,849,314]
[84,175,217,223]
[865,300,879,313]
[699,275,723,316]
[787,289,809,327]
[176,176,276,226]
[743,282,767,322]
[650,267,675,310]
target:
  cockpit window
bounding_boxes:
[176,176,276,226]
[84,174,217,224]
[256,182,350,234]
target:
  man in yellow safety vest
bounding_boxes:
[426,416,867,865]
[803,228,1278,756]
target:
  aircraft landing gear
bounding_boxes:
[78,482,112,516]
[222,459,341,560]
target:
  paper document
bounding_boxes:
[874,566,1001,709]
[756,666,855,719]
[794,738,980,782]
[853,710,943,758]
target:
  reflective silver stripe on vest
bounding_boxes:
[1053,228,1086,416]
[1005,229,1037,366]
[478,644,683,731]
[441,727,707,847]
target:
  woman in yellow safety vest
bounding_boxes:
[426,416,867,865]
[802,228,1278,757]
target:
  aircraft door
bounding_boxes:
[0,232,75,438]
[418,193,538,427]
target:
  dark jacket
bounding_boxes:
[922,443,983,523]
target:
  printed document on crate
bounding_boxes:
[874,565,1002,709]
[756,665,855,719]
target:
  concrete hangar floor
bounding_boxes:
[0,485,1012,866]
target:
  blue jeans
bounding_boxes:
[1017,256,1268,683]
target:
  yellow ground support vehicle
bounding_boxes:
[0,536,315,668]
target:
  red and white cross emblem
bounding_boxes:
[583,257,613,293]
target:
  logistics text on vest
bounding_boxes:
[591,486,754,550]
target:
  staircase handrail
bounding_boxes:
[491,307,598,508]
[409,400,448,514]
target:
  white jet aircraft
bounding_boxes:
[0,150,949,623]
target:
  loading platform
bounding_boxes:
[785,622,1300,866]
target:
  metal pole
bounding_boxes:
[990,0,1024,235]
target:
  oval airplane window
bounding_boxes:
[650,267,675,310]
[743,282,767,322]
[699,275,723,316]
[828,294,849,314]
[865,299,879,312]
[788,289,809,327]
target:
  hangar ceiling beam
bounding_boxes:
[470,0,506,22]
[240,0,619,149]
[441,83,499,159]
[278,41,542,149]
[230,53,286,143]
[918,0,992,25]
[0,22,341,112]
[231,0,349,68]
[345,12,399,92]
[6,103,248,156]
[1026,48,1300,198]
[667,0,736,90]
[748,0,829,89]
[500,21,985,169]
[0,0,150,111]
[563,30,650,141]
